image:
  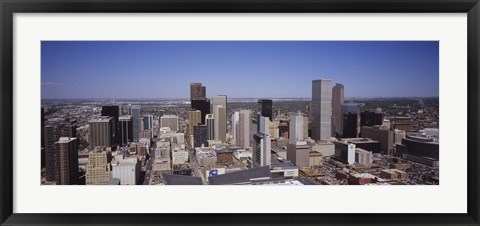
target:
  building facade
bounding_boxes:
[236,110,251,149]
[205,114,215,141]
[44,118,77,182]
[188,110,201,136]
[85,147,113,185]
[193,125,208,148]
[311,79,332,141]
[252,116,271,167]
[289,111,304,142]
[101,105,120,145]
[56,137,79,185]
[119,115,133,146]
[286,141,310,168]
[332,83,344,135]
[130,105,141,141]
[88,117,114,149]
[160,115,179,132]
[257,99,273,121]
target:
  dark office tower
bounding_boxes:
[191,99,211,124]
[88,117,114,149]
[332,83,344,135]
[340,103,359,136]
[44,125,57,181]
[44,118,78,181]
[41,107,45,148]
[360,111,383,127]
[143,115,153,130]
[190,82,206,100]
[342,113,358,138]
[56,137,79,185]
[119,116,133,146]
[257,99,273,121]
[101,105,119,145]
[193,125,208,148]
[41,107,45,169]
[130,105,141,141]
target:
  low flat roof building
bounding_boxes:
[208,166,271,185]
[163,174,203,185]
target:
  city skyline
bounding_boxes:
[42,41,439,99]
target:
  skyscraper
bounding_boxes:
[193,125,208,148]
[160,115,179,132]
[360,111,383,127]
[41,107,45,169]
[188,110,201,136]
[101,105,120,145]
[236,110,251,149]
[257,99,273,121]
[289,111,304,142]
[311,79,332,141]
[129,105,141,141]
[214,105,227,142]
[191,99,211,124]
[211,95,227,141]
[332,83,344,135]
[205,114,215,141]
[88,117,114,149]
[142,115,153,130]
[341,103,359,137]
[190,82,206,100]
[44,118,77,182]
[119,115,133,146]
[56,137,79,185]
[303,116,309,139]
[190,83,210,125]
[342,112,358,138]
[232,111,239,143]
[252,116,271,167]
[212,95,227,113]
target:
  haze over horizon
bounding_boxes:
[42,41,439,99]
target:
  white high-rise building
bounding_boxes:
[206,114,215,141]
[394,129,406,145]
[311,79,332,141]
[232,111,239,143]
[348,144,356,165]
[289,111,304,142]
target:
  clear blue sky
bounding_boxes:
[41,41,439,99]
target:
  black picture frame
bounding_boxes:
[1,0,479,225]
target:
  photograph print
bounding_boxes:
[41,41,439,186]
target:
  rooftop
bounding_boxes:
[163,174,203,185]
[208,166,271,185]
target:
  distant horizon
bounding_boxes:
[41,96,440,100]
[42,41,439,99]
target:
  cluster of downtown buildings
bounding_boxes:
[41,80,439,186]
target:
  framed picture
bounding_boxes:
[1,0,479,225]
